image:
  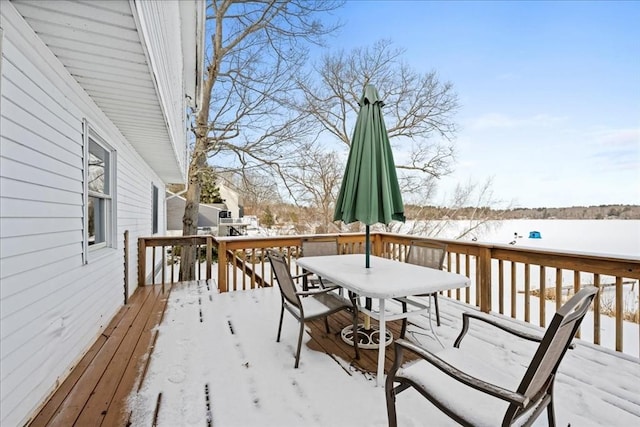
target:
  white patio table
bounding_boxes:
[296,254,470,386]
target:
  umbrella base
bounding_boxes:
[340,323,393,350]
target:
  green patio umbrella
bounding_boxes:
[333,84,405,268]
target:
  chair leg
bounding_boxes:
[433,293,440,327]
[385,382,398,427]
[547,392,556,427]
[399,300,408,338]
[276,304,285,342]
[324,317,330,333]
[294,320,305,368]
[352,309,360,360]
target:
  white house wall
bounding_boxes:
[0,3,167,425]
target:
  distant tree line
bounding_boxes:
[404,204,640,220]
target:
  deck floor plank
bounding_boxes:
[100,285,173,426]
[29,304,135,427]
[28,285,164,427]
[74,285,167,426]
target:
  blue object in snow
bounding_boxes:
[529,231,542,239]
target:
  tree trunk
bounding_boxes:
[179,136,208,281]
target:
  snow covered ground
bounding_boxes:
[128,281,640,426]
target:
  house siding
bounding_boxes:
[0,4,167,425]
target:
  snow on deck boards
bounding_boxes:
[128,281,640,426]
[28,283,172,427]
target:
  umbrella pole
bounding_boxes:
[365,224,371,329]
[365,225,370,268]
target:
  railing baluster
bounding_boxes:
[540,265,546,327]
[574,270,581,338]
[234,250,240,291]
[161,245,166,285]
[511,262,517,318]
[206,237,212,280]
[465,254,471,305]
[555,268,562,311]
[169,245,174,283]
[594,273,601,345]
[261,248,266,287]
[524,263,530,323]
[251,248,256,289]
[151,247,156,285]
[498,259,504,315]
[446,252,452,298]
[615,276,623,352]
[456,253,461,301]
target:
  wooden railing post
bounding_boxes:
[372,233,383,257]
[206,236,213,280]
[138,237,146,287]
[478,247,492,313]
[218,240,228,292]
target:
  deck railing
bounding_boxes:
[138,232,639,355]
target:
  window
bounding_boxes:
[84,121,115,258]
[152,184,159,234]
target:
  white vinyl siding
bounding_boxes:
[0,5,168,425]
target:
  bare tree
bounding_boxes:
[180,0,342,280]
[279,142,344,233]
[297,39,459,177]
[392,177,508,239]
[290,39,461,234]
[235,170,280,216]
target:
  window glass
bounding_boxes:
[88,144,108,194]
[88,196,105,245]
[86,135,113,248]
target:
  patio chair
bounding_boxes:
[300,236,340,291]
[385,286,598,427]
[267,250,359,368]
[397,241,448,337]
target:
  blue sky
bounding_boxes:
[318,0,640,208]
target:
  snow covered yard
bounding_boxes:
[127,281,640,426]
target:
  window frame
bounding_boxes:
[83,120,117,262]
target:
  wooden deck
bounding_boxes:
[28,283,173,426]
[307,309,419,375]
[27,282,406,426]
[27,279,640,426]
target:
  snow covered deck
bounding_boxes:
[32,281,640,426]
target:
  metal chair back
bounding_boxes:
[267,250,301,310]
[406,240,447,270]
[301,237,339,258]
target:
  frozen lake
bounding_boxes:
[396,219,640,356]
[421,219,640,258]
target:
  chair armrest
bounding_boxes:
[296,285,341,297]
[453,311,546,348]
[291,271,313,280]
[392,339,529,407]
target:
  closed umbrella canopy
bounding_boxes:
[334,84,405,267]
